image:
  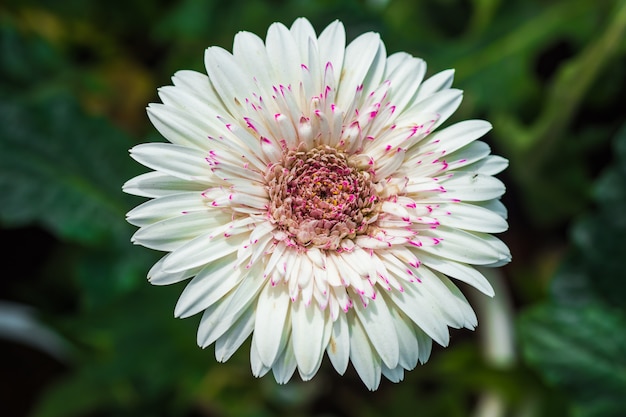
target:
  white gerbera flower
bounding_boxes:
[124,18,511,390]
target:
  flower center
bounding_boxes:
[266,146,379,250]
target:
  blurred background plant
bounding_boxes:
[1,0,625,416]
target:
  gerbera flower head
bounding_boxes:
[124,17,511,390]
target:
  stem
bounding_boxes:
[471,268,517,417]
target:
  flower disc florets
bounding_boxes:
[267,145,379,250]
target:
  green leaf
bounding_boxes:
[0,19,65,96]
[74,245,157,310]
[520,303,626,417]
[549,251,599,307]
[520,125,626,416]
[32,284,208,417]
[568,124,626,310]
[0,93,142,246]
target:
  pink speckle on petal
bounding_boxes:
[244,117,258,132]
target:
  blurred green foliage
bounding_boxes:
[1,0,625,416]
[520,125,626,417]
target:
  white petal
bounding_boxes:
[384,52,427,114]
[250,335,271,378]
[291,298,326,379]
[131,211,221,251]
[197,297,237,347]
[204,46,254,118]
[448,141,492,168]
[437,272,478,329]
[348,313,382,391]
[336,32,385,110]
[174,255,243,318]
[481,236,512,267]
[417,226,509,265]
[385,284,449,346]
[399,89,463,131]
[126,192,208,227]
[414,325,433,364]
[412,266,473,329]
[197,269,266,348]
[434,202,509,233]
[317,20,346,88]
[122,171,207,198]
[456,155,509,176]
[171,70,217,102]
[263,243,288,285]
[253,281,291,366]
[421,119,492,155]
[389,305,419,370]
[477,199,508,219]
[290,17,317,61]
[380,200,411,219]
[417,252,495,296]
[265,22,302,91]
[381,364,404,383]
[129,143,212,182]
[163,227,248,273]
[323,252,347,287]
[329,252,369,296]
[272,338,298,384]
[147,254,201,286]
[439,173,506,202]
[414,69,455,102]
[380,252,473,328]
[232,30,276,98]
[215,305,255,362]
[326,312,350,375]
[300,37,323,103]
[352,292,400,369]
[150,96,217,149]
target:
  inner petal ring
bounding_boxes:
[266,146,380,250]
